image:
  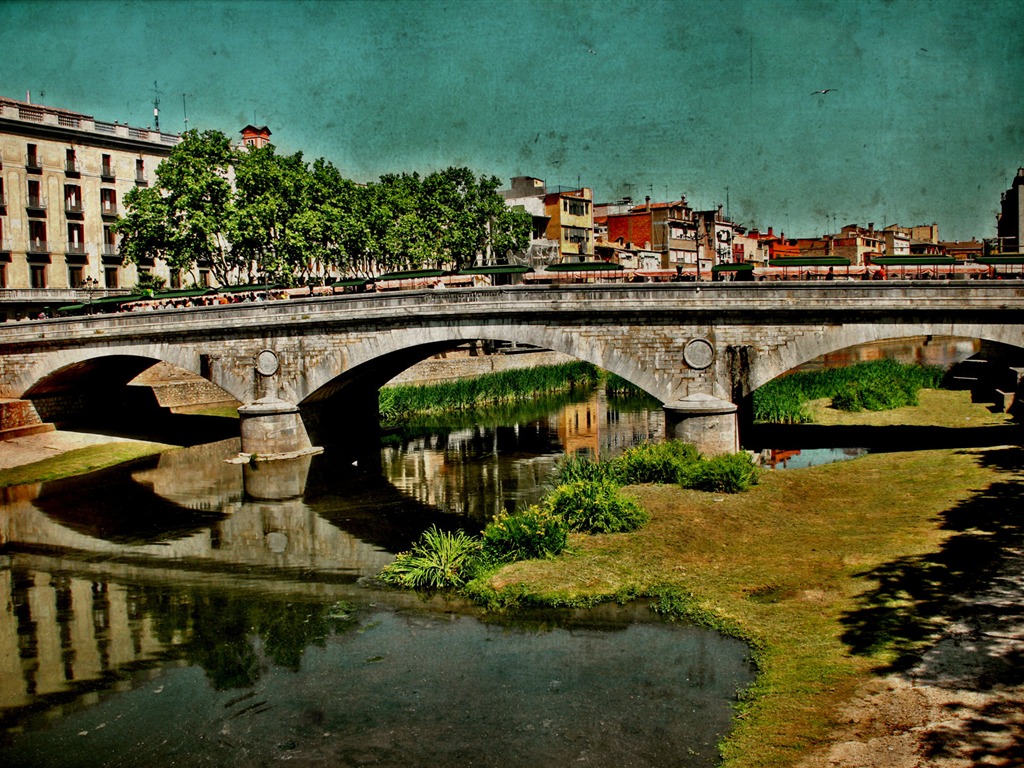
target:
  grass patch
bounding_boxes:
[0,441,173,487]
[753,359,945,423]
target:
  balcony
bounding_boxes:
[65,159,82,176]
[66,242,88,256]
[65,200,85,215]
[26,195,48,212]
[26,157,43,173]
[101,163,115,180]
[101,243,119,257]
[100,203,119,218]
[27,240,51,254]
[135,172,148,186]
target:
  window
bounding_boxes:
[104,266,119,289]
[29,220,47,251]
[101,154,114,178]
[568,200,589,217]
[64,184,83,213]
[30,264,47,288]
[65,148,79,174]
[199,269,210,287]
[0,177,5,206]
[68,265,84,287]
[135,158,146,183]
[27,179,44,209]
[27,143,40,170]
[68,223,85,252]
[0,264,6,289]
[170,270,182,289]
[100,188,117,215]
[102,225,117,256]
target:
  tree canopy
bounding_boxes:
[115,129,531,286]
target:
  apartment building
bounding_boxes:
[501,176,594,263]
[0,95,179,319]
[601,196,700,268]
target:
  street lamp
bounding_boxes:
[82,276,99,314]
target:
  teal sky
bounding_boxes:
[3,0,1022,240]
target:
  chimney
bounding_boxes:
[645,195,651,211]
[767,226,774,238]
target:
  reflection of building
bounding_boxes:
[557,400,602,459]
[0,565,172,712]
[0,95,180,319]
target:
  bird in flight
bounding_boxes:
[812,88,836,95]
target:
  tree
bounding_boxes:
[116,129,238,285]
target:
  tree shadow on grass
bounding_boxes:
[838,446,1024,765]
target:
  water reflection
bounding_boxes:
[0,554,752,768]
[0,390,756,766]
[760,447,868,470]
[382,390,663,523]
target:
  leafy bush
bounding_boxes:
[609,440,700,484]
[481,506,568,564]
[546,479,650,533]
[378,526,482,590]
[679,452,760,493]
[551,453,612,485]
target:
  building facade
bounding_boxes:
[0,96,179,319]
[501,176,594,263]
[997,167,1023,253]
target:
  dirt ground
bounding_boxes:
[0,430,139,470]
[798,546,1024,767]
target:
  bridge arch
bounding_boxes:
[298,321,669,406]
[747,321,1024,392]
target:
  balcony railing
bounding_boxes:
[100,203,119,217]
[0,192,6,208]
[101,243,119,257]
[27,195,48,210]
[27,240,51,254]
[101,163,115,179]
[65,200,84,214]
[65,242,88,255]
[65,159,82,174]
[135,172,148,186]
[26,157,42,172]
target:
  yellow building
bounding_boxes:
[0,95,179,319]
[545,186,594,260]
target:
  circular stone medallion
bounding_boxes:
[683,338,715,370]
[255,350,280,377]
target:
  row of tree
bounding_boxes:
[113,129,533,287]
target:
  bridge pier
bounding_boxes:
[237,396,318,458]
[663,394,739,456]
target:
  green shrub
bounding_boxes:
[546,479,650,533]
[609,440,700,484]
[481,506,569,563]
[680,452,760,494]
[378,526,482,590]
[551,453,612,485]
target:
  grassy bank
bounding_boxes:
[0,441,173,487]
[463,391,1021,767]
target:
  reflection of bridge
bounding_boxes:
[2,284,1023,454]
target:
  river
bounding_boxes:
[0,389,751,768]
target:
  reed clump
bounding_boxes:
[752,359,945,424]
[379,361,601,425]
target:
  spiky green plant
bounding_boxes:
[378,526,482,590]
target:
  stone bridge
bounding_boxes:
[2,282,1023,455]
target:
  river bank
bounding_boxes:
[0,389,1021,767]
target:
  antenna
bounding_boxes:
[152,81,161,131]
[182,93,190,131]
